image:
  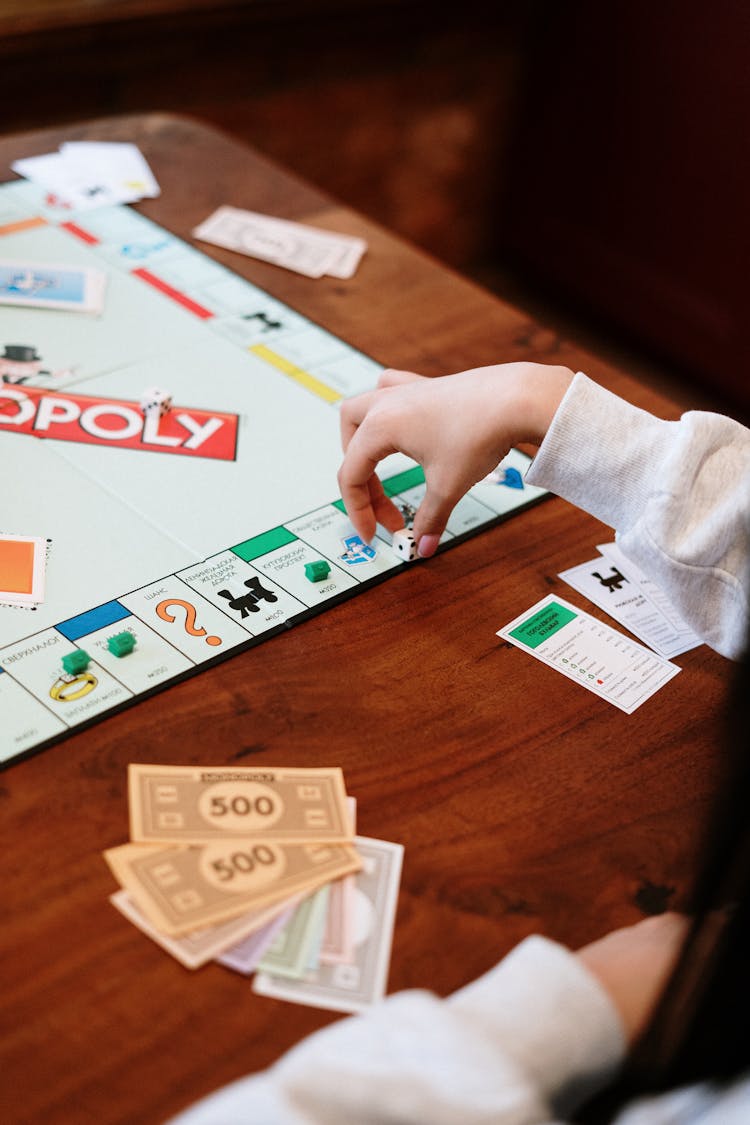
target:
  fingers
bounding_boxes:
[369,481,405,536]
[338,475,378,545]
[341,489,401,546]
[339,389,378,454]
[412,483,456,558]
[340,371,425,451]
[337,420,398,543]
[338,368,429,544]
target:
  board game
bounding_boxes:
[0,178,547,767]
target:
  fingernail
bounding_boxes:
[417,534,440,558]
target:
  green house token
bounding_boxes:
[304,559,331,582]
[107,631,136,657]
[62,649,90,675]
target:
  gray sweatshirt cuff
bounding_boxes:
[526,372,678,533]
[449,934,626,1113]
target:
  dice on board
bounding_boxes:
[392,528,418,562]
[139,385,172,416]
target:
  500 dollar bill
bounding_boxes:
[104,838,361,936]
[128,764,351,845]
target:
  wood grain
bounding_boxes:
[0,115,730,1125]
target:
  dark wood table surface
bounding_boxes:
[0,115,732,1125]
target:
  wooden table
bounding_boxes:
[0,115,731,1125]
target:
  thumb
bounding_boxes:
[412,489,455,558]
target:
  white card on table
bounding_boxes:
[597,542,701,643]
[0,259,106,313]
[559,544,701,659]
[12,151,126,211]
[193,205,366,278]
[12,144,159,210]
[497,594,680,714]
[60,142,160,201]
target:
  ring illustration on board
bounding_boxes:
[50,671,98,702]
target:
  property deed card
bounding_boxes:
[497,594,680,713]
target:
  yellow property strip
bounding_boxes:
[249,343,343,405]
[0,216,47,237]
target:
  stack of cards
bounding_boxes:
[558,542,701,659]
[193,205,367,279]
[12,142,160,211]
[107,764,403,1014]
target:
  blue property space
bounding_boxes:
[56,600,131,642]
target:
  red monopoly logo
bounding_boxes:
[0,385,238,460]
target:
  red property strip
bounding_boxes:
[132,267,214,319]
[60,220,100,245]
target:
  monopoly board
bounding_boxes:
[0,179,547,767]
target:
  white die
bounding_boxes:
[392,528,418,561]
[139,385,172,416]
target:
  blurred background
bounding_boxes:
[1,0,747,416]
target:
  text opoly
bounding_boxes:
[0,386,238,461]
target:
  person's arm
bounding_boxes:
[165,935,627,1125]
[338,364,750,659]
[526,373,750,660]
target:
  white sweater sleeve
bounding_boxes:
[165,937,625,1125]
[525,373,750,660]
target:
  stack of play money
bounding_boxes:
[105,764,403,1013]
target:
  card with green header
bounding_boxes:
[509,601,577,649]
[498,594,680,714]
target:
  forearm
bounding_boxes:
[527,373,750,659]
[166,937,625,1125]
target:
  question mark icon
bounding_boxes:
[156,598,222,646]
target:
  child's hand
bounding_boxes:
[576,913,689,1044]
[337,363,574,555]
